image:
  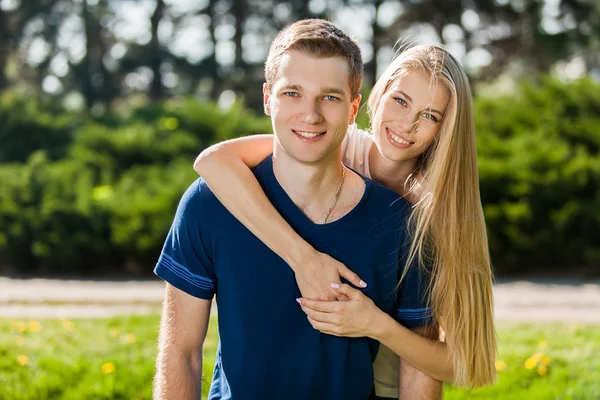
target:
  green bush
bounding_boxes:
[0,76,598,275]
[105,160,199,269]
[0,90,77,163]
[0,92,272,274]
[0,152,114,273]
[476,76,600,271]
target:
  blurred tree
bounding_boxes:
[0,0,62,89]
[149,0,166,99]
[382,0,600,79]
[80,0,116,108]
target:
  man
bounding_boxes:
[153,19,434,399]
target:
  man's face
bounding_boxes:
[264,50,361,164]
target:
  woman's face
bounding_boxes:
[372,69,450,163]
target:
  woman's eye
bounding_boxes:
[395,97,407,106]
[423,112,439,122]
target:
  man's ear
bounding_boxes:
[263,83,271,116]
[349,94,362,124]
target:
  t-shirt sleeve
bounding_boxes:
[154,180,216,300]
[394,253,434,328]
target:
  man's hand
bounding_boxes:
[292,250,366,301]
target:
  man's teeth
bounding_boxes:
[296,131,323,138]
[389,130,411,145]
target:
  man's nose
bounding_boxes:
[300,100,323,124]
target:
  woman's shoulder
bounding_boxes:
[346,124,373,143]
[342,124,373,176]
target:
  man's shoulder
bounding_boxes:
[365,177,411,215]
[176,178,222,218]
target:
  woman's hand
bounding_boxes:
[297,283,382,338]
[292,250,366,301]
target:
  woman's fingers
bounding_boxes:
[297,298,340,313]
[306,316,340,336]
[300,305,340,324]
[330,283,362,300]
[336,264,367,288]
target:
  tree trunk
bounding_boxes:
[0,9,10,90]
[231,0,246,99]
[368,0,384,86]
[81,0,97,107]
[149,0,166,100]
[232,0,245,70]
[207,0,220,99]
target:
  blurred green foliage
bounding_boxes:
[475,76,600,272]
[0,90,271,274]
[0,76,598,275]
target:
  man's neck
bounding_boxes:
[368,145,418,199]
[272,147,346,222]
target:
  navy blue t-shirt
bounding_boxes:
[154,156,431,400]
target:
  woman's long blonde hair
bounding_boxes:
[368,45,497,387]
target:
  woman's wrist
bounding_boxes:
[369,309,398,342]
[281,240,316,272]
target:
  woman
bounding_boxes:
[194,45,496,397]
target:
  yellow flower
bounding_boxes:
[538,365,548,376]
[126,333,137,344]
[495,360,507,372]
[108,328,120,338]
[28,321,41,332]
[16,336,24,346]
[61,320,75,332]
[12,321,27,333]
[524,357,538,370]
[17,355,29,366]
[540,356,552,366]
[538,340,548,349]
[101,362,116,374]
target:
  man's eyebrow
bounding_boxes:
[391,88,443,115]
[322,87,346,96]
[280,84,302,92]
[279,84,346,96]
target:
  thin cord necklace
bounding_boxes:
[272,157,346,224]
[322,164,345,224]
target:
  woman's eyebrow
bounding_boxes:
[392,88,444,115]
[391,89,413,103]
[426,107,444,116]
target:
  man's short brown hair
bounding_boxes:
[265,19,363,99]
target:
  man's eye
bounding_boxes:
[324,95,339,101]
[283,92,298,97]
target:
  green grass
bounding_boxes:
[1,316,599,399]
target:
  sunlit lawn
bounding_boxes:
[1,315,599,399]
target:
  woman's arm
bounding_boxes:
[298,284,454,382]
[193,136,365,301]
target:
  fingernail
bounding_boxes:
[296,298,302,305]
[359,280,367,288]
[330,282,340,289]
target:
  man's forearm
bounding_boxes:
[398,357,443,400]
[371,312,454,382]
[154,348,203,400]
